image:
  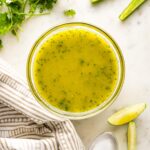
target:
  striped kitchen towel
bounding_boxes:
[0,59,84,150]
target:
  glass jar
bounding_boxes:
[27,23,125,120]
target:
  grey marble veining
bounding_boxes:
[0,0,150,149]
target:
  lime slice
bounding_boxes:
[128,122,136,150]
[108,103,147,125]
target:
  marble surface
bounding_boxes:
[0,0,150,149]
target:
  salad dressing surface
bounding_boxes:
[33,28,119,112]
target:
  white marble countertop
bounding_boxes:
[0,0,150,149]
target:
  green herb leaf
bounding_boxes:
[29,0,57,13]
[0,0,3,6]
[7,0,25,33]
[64,9,76,17]
[91,0,103,4]
[0,0,57,47]
[0,13,12,35]
[0,39,3,49]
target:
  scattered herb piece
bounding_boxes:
[0,40,3,49]
[64,9,76,17]
[91,0,103,4]
[79,59,85,65]
[119,0,146,21]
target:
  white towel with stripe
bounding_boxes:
[0,59,84,150]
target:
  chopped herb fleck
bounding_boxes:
[91,0,103,4]
[79,59,85,65]
[0,39,3,49]
[64,9,76,17]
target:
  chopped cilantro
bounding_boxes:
[64,9,76,17]
[29,0,57,13]
[0,40,3,49]
[0,13,12,35]
[91,0,103,4]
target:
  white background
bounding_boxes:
[0,0,150,149]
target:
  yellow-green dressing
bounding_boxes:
[33,28,119,112]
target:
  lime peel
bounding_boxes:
[108,103,147,125]
[128,122,136,150]
[119,0,146,21]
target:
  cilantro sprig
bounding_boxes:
[0,0,57,47]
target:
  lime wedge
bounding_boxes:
[119,0,146,21]
[108,103,147,125]
[128,122,136,150]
